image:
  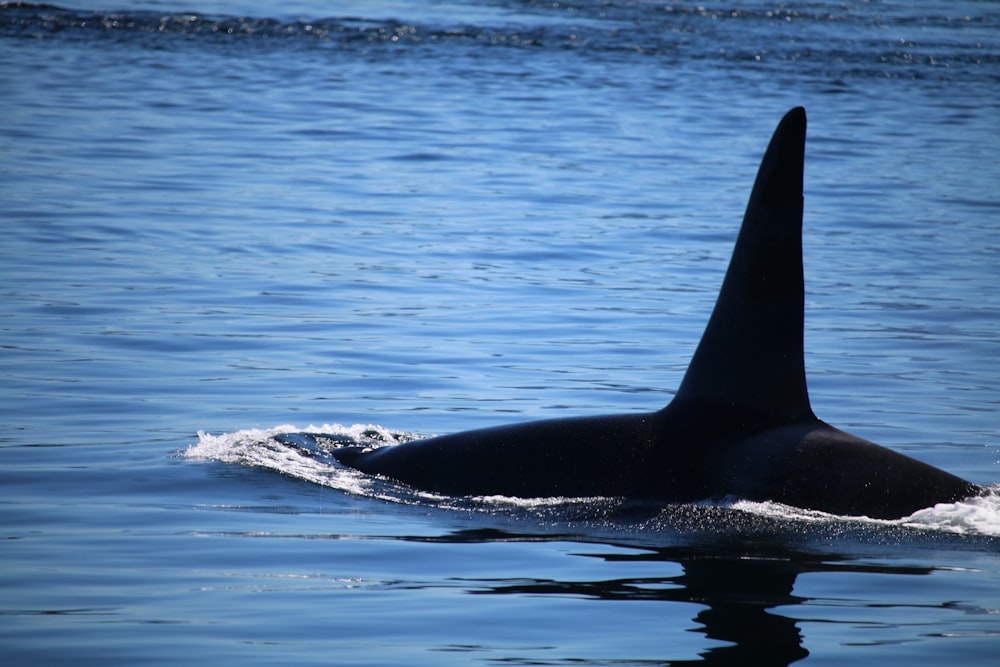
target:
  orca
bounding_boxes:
[333,107,981,519]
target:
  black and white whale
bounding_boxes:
[333,107,981,519]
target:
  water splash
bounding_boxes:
[902,490,1000,536]
[727,492,1000,537]
[186,424,447,504]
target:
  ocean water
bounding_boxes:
[2,1,999,664]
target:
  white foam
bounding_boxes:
[900,487,1000,536]
[185,424,449,503]
[726,498,842,523]
[186,424,300,464]
[185,424,383,497]
[474,494,607,508]
[726,488,1000,537]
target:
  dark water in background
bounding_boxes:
[2,1,1000,664]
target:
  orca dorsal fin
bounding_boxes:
[673,107,815,424]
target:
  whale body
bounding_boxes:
[333,107,980,519]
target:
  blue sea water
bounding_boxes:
[2,1,1000,664]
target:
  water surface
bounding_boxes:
[2,1,999,664]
